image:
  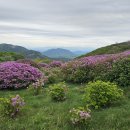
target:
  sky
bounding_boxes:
[0,0,130,50]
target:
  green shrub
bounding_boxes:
[62,61,94,83]
[43,67,63,84]
[0,52,24,62]
[103,58,130,87]
[49,82,68,101]
[28,79,45,96]
[84,81,123,109]
[0,95,25,118]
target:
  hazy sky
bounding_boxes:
[0,0,130,49]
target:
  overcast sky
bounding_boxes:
[0,0,130,50]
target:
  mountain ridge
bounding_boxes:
[42,48,76,59]
[0,43,47,59]
[79,41,130,58]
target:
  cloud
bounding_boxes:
[0,0,130,49]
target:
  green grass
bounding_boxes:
[0,84,130,130]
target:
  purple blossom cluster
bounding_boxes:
[0,95,25,118]
[49,61,63,67]
[39,61,63,68]
[28,78,47,95]
[38,63,49,68]
[0,61,43,89]
[11,95,25,107]
[63,50,130,69]
[79,111,91,119]
[70,108,91,125]
[17,59,40,69]
[62,50,130,83]
[10,95,25,117]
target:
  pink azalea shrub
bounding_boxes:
[28,78,47,95]
[0,95,25,118]
[38,63,49,68]
[70,107,91,125]
[62,50,130,83]
[17,59,41,69]
[0,62,43,89]
[49,60,63,67]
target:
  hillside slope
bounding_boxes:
[0,43,47,59]
[79,41,130,58]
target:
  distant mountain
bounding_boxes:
[0,43,47,59]
[73,50,89,56]
[42,48,76,59]
[79,41,130,58]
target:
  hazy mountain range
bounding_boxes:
[0,41,130,60]
[0,43,88,60]
[43,48,76,59]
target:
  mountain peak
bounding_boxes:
[43,48,76,59]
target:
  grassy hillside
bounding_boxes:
[0,52,24,62]
[79,41,130,58]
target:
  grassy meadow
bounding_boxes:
[0,84,130,130]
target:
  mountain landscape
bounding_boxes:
[1,41,130,130]
[42,48,76,59]
[0,43,47,59]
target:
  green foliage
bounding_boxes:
[49,82,68,101]
[71,67,93,83]
[69,107,91,126]
[0,97,10,115]
[103,58,130,87]
[84,81,123,109]
[0,43,45,59]
[0,52,24,62]
[28,79,44,96]
[34,58,52,64]
[0,85,130,130]
[0,95,25,118]
[43,67,63,84]
[62,62,94,83]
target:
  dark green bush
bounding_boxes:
[102,58,130,87]
[84,81,123,109]
[62,61,94,83]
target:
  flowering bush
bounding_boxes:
[28,78,46,95]
[0,95,25,118]
[38,63,49,68]
[70,107,91,125]
[43,67,63,84]
[49,60,63,67]
[17,59,40,69]
[0,62,43,89]
[62,50,130,83]
[84,81,123,109]
[49,82,68,101]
